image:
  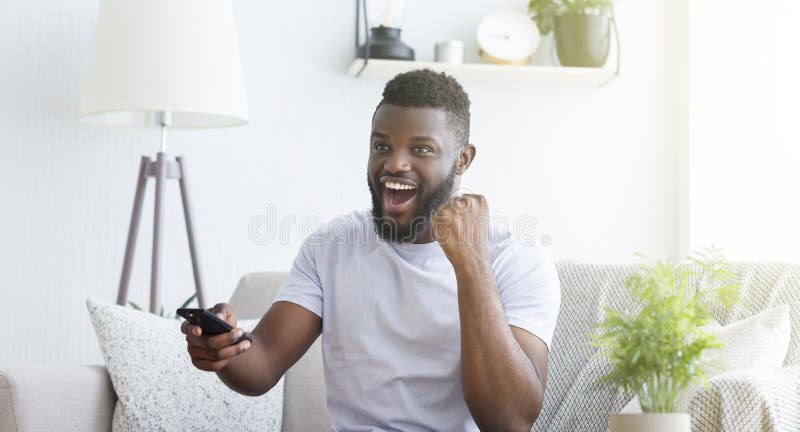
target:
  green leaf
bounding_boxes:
[179,292,198,309]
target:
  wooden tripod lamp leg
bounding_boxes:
[150,152,168,314]
[116,152,207,314]
[176,156,207,309]
[117,156,150,306]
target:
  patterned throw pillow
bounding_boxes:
[86,298,283,432]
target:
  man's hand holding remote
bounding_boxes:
[181,303,252,372]
[180,301,321,397]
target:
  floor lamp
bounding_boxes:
[78,0,249,314]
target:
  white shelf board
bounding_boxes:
[347,59,616,86]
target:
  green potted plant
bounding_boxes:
[528,0,615,67]
[591,248,740,432]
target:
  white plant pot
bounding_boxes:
[609,413,691,432]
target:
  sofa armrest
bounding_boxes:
[682,366,800,431]
[0,364,116,432]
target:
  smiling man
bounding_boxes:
[182,69,561,431]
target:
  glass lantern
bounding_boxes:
[367,0,405,29]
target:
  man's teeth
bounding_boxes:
[385,182,417,191]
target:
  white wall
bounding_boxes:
[0,0,685,364]
[689,0,800,261]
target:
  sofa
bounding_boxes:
[2,262,799,431]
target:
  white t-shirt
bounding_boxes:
[272,209,561,431]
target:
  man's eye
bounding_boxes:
[414,146,432,153]
[373,142,389,151]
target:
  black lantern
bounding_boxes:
[356,0,414,61]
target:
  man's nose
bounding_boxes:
[384,152,412,172]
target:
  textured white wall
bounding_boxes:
[0,0,685,364]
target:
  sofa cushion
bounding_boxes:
[706,304,791,373]
[86,298,283,432]
[707,263,800,367]
[0,364,115,432]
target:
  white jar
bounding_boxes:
[434,41,464,65]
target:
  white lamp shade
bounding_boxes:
[79,0,249,128]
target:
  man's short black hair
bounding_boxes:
[376,69,470,149]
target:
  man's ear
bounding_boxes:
[455,144,476,175]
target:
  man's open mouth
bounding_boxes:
[381,179,418,215]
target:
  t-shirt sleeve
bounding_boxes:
[271,237,324,318]
[494,242,561,350]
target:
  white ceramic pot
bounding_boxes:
[609,413,691,432]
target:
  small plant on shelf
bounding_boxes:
[528,0,615,35]
[528,0,617,68]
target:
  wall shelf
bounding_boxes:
[347,59,617,86]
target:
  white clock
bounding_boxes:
[476,11,541,65]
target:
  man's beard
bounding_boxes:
[368,162,456,243]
